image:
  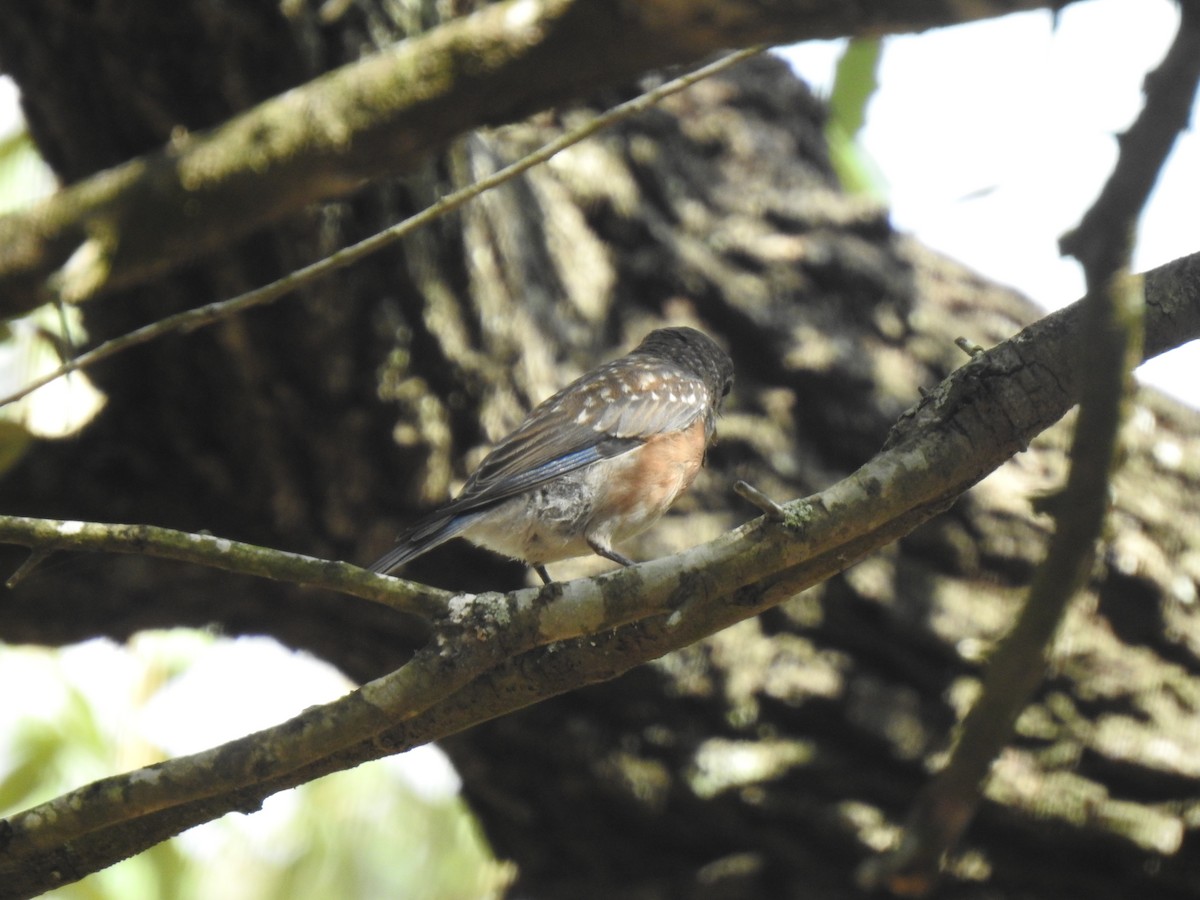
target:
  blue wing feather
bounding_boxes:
[369,351,713,575]
[368,442,637,574]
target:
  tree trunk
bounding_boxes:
[2,3,1198,897]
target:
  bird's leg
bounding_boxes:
[587,538,636,568]
[534,565,553,584]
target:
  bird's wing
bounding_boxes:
[369,355,716,574]
[413,358,712,531]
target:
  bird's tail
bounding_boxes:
[367,513,474,575]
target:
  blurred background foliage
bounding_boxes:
[0,111,104,468]
[0,633,511,899]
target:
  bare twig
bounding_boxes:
[0,0,1089,316]
[0,515,452,619]
[5,548,50,588]
[0,46,765,411]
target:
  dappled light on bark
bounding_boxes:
[2,1,1200,898]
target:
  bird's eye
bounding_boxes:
[721,378,733,398]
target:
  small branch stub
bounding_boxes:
[734,479,787,522]
[954,337,985,358]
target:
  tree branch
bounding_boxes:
[0,46,766,410]
[3,247,1200,897]
[863,3,1200,891]
[0,0,1083,314]
[0,515,450,618]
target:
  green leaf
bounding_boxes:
[826,39,887,199]
[828,39,881,140]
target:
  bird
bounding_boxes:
[369,326,735,583]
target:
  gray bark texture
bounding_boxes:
[2,2,1199,897]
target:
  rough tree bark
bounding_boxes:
[2,2,1199,898]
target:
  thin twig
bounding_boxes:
[6,548,50,588]
[0,46,766,411]
[0,515,452,619]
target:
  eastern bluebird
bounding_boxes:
[370,327,735,583]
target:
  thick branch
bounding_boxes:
[0,0,1080,314]
[2,248,1199,897]
[0,46,765,411]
